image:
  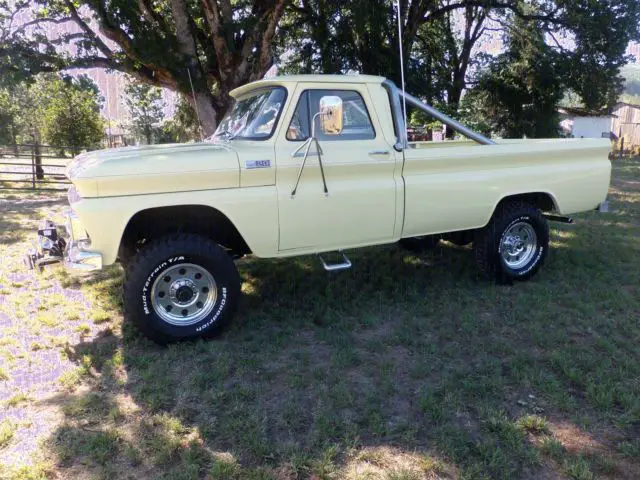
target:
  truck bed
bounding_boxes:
[401,138,612,238]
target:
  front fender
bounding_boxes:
[74,187,278,266]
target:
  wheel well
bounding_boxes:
[119,205,250,262]
[498,192,557,213]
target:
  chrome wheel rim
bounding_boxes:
[150,263,217,326]
[500,222,538,270]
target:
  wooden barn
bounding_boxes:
[611,102,640,148]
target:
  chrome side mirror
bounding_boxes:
[290,95,343,199]
[319,96,343,135]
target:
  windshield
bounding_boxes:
[213,87,287,141]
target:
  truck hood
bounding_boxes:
[67,143,240,198]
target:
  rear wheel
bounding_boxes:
[123,234,241,344]
[474,201,549,284]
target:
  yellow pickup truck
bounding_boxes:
[27,75,612,343]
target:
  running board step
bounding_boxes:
[319,252,352,272]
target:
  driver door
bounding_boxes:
[275,84,399,252]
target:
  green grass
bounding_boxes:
[564,455,596,480]
[0,157,639,479]
[517,415,549,435]
[5,392,31,408]
[0,462,54,480]
[539,436,565,461]
[90,309,111,324]
[0,420,17,448]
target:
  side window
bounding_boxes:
[286,89,376,141]
[286,91,311,141]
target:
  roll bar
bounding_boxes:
[382,79,496,147]
[401,91,496,145]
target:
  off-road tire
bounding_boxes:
[474,201,549,284]
[123,234,241,344]
[399,235,441,253]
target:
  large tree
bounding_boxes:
[281,0,640,115]
[0,88,19,146]
[465,12,564,138]
[2,0,639,138]
[0,0,287,136]
[38,75,105,154]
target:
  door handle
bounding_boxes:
[292,151,320,158]
[368,150,390,157]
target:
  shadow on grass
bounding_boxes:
[42,243,640,479]
[0,196,64,245]
[38,158,640,479]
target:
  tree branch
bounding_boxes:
[137,0,170,33]
[62,0,113,58]
[252,0,287,81]
[200,0,231,81]
[11,16,74,37]
[425,1,566,28]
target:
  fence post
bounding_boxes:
[620,137,624,159]
[34,141,44,180]
[31,144,36,189]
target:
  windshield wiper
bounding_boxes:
[212,129,236,142]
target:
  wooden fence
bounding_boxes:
[0,144,72,192]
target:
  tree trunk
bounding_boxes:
[445,71,465,139]
[169,0,219,138]
[34,141,44,180]
[188,90,219,139]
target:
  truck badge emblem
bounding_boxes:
[245,160,271,169]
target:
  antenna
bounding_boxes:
[395,0,408,144]
[186,65,205,142]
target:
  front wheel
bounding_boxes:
[123,234,241,344]
[474,201,549,284]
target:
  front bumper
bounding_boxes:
[25,210,102,272]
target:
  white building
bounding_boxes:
[558,107,613,139]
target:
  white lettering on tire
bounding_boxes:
[196,287,227,332]
[518,247,544,276]
[141,256,186,315]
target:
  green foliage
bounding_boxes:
[0,82,37,146]
[281,0,639,138]
[0,74,103,151]
[123,82,165,145]
[564,1,639,110]
[620,64,640,105]
[161,96,201,143]
[39,76,104,153]
[0,0,289,135]
[1,0,639,139]
[465,14,564,138]
[0,89,18,144]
